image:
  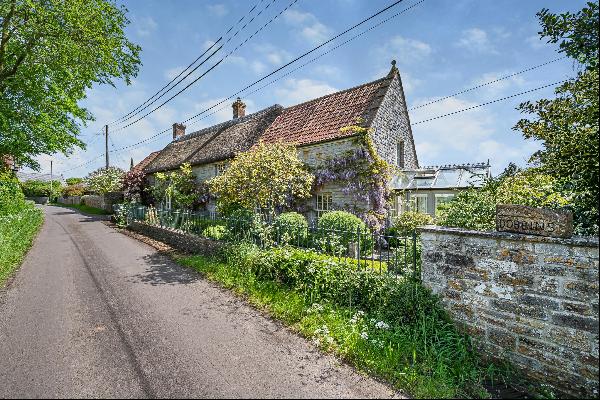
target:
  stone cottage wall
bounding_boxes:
[419,225,599,398]
[369,74,418,169]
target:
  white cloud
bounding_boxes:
[313,64,341,77]
[457,28,497,54]
[134,16,157,37]
[283,9,332,44]
[224,55,267,75]
[470,70,526,97]
[377,36,432,65]
[207,4,228,17]
[274,78,337,105]
[477,139,540,172]
[164,66,185,81]
[526,35,546,50]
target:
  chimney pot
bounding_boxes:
[172,123,186,140]
[232,97,246,119]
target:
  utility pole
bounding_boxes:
[105,124,109,169]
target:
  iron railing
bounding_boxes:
[121,205,420,279]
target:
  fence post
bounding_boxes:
[412,230,418,281]
[356,226,361,267]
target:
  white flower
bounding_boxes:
[375,321,390,330]
[326,336,334,344]
[360,331,369,340]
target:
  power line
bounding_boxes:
[107,0,424,153]
[109,0,280,131]
[112,0,404,134]
[409,56,568,111]
[109,0,267,125]
[412,80,566,125]
[179,0,410,126]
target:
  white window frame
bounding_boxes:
[410,193,428,214]
[214,162,227,176]
[316,192,333,219]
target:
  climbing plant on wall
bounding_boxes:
[312,120,396,231]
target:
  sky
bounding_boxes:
[31,0,588,178]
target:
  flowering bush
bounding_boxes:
[151,163,197,209]
[208,142,314,217]
[62,183,86,197]
[312,121,395,231]
[85,166,124,194]
[122,169,146,203]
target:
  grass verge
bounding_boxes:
[177,244,508,399]
[50,202,109,215]
[0,207,44,286]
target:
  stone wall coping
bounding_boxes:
[417,225,599,248]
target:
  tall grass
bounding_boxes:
[0,207,44,285]
[179,243,493,398]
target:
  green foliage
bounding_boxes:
[61,183,85,197]
[208,142,314,216]
[180,244,487,398]
[513,2,599,235]
[65,177,83,186]
[152,163,197,209]
[317,211,373,255]
[0,0,141,169]
[1,205,44,285]
[122,169,146,203]
[437,168,571,231]
[202,225,226,240]
[20,179,62,199]
[0,168,26,215]
[273,212,308,244]
[391,211,434,237]
[85,166,124,194]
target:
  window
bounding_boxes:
[214,162,227,176]
[392,194,407,217]
[434,194,455,214]
[397,140,405,168]
[316,192,333,219]
[410,193,428,214]
[302,149,310,162]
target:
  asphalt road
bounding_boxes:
[0,206,400,399]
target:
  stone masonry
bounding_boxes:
[419,225,599,398]
[129,221,222,256]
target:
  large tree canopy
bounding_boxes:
[0,0,141,169]
[514,1,599,235]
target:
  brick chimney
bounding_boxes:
[172,123,186,140]
[232,97,246,119]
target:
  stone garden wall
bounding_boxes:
[419,225,599,398]
[82,192,123,213]
[128,221,222,256]
[57,196,82,205]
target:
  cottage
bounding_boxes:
[145,62,418,219]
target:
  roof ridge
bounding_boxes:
[281,75,391,111]
[177,104,283,143]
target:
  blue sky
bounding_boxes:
[36,0,587,178]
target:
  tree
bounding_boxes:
[0,0,141,169]
[85,166,124,194]
[122,169,146,203]
[208,142,314,216]
[514,2,599,235]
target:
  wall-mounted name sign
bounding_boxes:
[496,204,573,238]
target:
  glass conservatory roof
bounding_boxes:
[390,163,490,190]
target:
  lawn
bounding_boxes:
[0,208,44,286]
[51,202,110,215]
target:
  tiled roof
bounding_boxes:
[261,75,393,146]
[144,105,283,173]
[132,151,160,173]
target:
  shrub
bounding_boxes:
[122,169,146,203]
[20,179,62,200]
[65,177,83,185]
[273,212,308,245]
[390,211,434,236]
[0,169,27,215]
[317,211,373,255]
[85,166,124,194]
[62,183,86,197]
[202,225,226,240]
